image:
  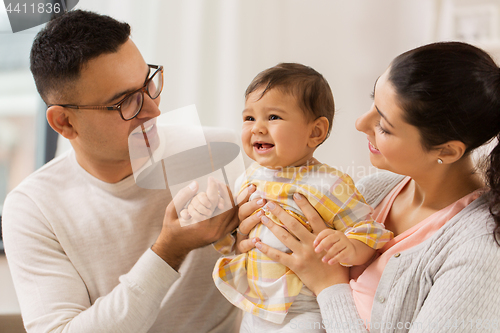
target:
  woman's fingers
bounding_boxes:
[293,193,326,234]
[260,214,301,252]
[255,240,293,268]
[263,202,312,243]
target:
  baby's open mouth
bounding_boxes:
[253,142,275,151]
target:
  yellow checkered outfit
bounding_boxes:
[213,163,393,324]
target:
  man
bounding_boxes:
[3,10,245,332]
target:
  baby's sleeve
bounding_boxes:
[325,172,393,250]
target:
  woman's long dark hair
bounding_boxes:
[388,41,500,245]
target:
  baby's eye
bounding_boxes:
[244,116,255,121]
[269,115,281,120]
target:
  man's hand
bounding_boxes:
[152,178,238,270]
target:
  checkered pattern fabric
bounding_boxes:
[213,163,392,324]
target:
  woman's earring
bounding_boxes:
[437,158,443,164]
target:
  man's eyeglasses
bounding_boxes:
[47,64,164,121]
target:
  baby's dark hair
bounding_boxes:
[30,10,131,103]
[245,63,335,143]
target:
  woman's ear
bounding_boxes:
[46,106,77,140]
[436,140,467,164]
[308,116,329,148]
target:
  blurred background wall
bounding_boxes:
[70,0,439,180]
[59,0,500,179]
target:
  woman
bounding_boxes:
[237,41,500,332]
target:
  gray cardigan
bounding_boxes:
[317,171,500,332]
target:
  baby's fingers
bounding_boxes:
[180,208,191,220]
[195,193,213,210]
[321,242,347,264]
[187,203,210,222]
[217,197,225,211]
[330,248,353,266]
[314,230,342,253]
[190,195,213,216]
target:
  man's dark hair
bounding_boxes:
[245,63,335,142]
[30,10,131,103]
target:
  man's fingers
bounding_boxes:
[293,193,326,234]
[206,177,220,206]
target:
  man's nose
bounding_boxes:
[137,93,161,119]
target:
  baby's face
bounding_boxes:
[242,88,316,169]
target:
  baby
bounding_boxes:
[186,63,392,331]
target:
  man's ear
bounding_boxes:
[307,116,329,148]
[435,140,467,164]
[46,106,77,140]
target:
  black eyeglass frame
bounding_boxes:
[47,64,164,121]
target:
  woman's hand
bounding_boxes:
[234,185,266,254]
[254,193,350,295]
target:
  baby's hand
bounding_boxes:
[179,178,225,223]
[313,229,356,266]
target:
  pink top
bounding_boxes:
[350,176,484,323]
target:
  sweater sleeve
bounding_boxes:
[317,284,368,332]
[2,191,180,333]
[404,234,500,333]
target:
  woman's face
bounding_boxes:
[355,68,437,178]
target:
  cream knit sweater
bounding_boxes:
[3,145,239,332]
